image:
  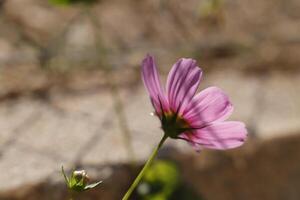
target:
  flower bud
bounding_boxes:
[62,166,102,192]
[73,170,89,185]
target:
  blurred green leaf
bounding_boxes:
[136,160,204,200]
[137,160,179,200]
[49,0,98,6]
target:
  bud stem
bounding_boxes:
[121,134,168,200]
[69,190,75,200]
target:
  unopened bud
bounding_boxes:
[73,170,89,185]
[61,166,102,192]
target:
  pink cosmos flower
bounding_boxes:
[141,55,247,150]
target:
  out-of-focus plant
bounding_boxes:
[198,0,225,25]
[136,160,204,200]
[49,0,98,6]
[137,160,179,200]
[199,0,224,17]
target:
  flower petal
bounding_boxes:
[180,121,247,150]
[183,87,233,127]
[141,55,168,114]
[166,58,202,115]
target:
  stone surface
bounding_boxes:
[2,134,300,200]
[3,0,78,45]
[1,0,300,70]
[0,67,299,194]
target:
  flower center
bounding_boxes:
[161,112,191,138]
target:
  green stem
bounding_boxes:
[121,134,168,200]
[86,8,136,165]
[68,190,74,200]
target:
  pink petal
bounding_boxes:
[141,55,168,114]
[180,121,247,150]
[183,87,233,127]
[166,58,202,115]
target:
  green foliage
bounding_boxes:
[136,160,204,200]
[199,0,224,17]
[137,160,179,200]
[49,0,98,6]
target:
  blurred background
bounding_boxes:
[0,0,300,199]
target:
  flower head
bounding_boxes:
[142,55,247,151]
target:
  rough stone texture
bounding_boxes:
[0,68,299,194]
[1,0,300,70]
[2,0,78,46]
[2,135,300,200]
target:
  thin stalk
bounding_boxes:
[86,7,136,165]
[68,190,75,200]
[122,134,168,200]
